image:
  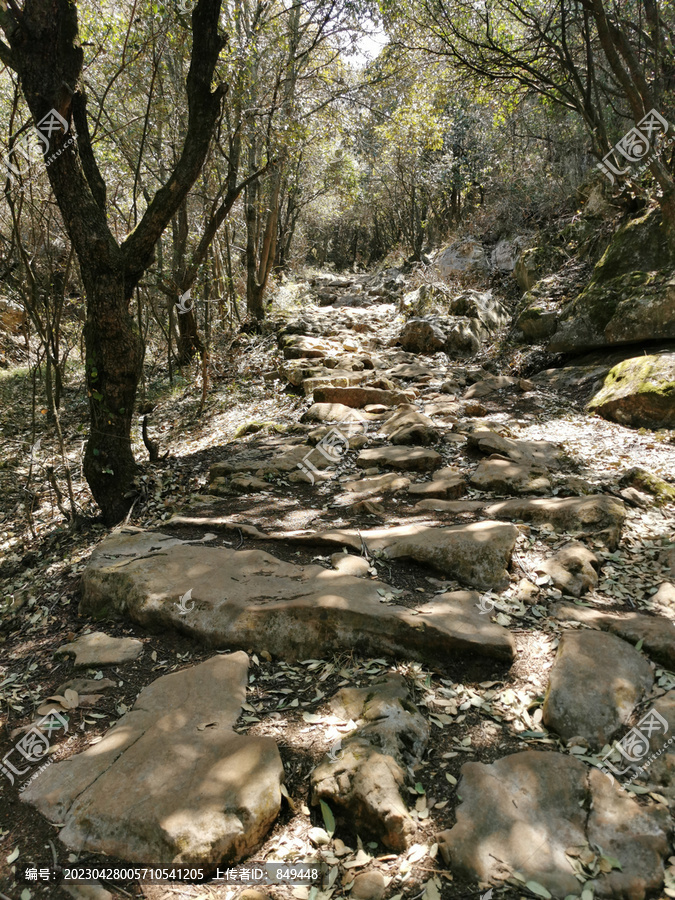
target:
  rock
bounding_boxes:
[618,466,675,503]
[308,826,331,847]
[536,541,599,597]
[313,386,410,409]
[484,495,626,549]
[514,578,539,605]
[542,630,653,747]
[470,459,551,495]
[390,423,438,445]
[63,886,113,900]
[661,546,675,579]
[552,602,675,668]
[437,750,669,899]
[588,352,675,429]
[230,475,270,492]
[331,553,371,577]
[0,297,26,333]
[397,318,446,354]
[80,530,514,665]
[55,677,117,695]
[312,675,429,850]
[549,208,675,353]
[491,237,523,272]
[56,632,143,667]
[629,689,675,795]
[463,401,488,417]
[408,468,466,499]
[516,305,559,341]
[435,239,487,276]
[380,408,439,444]
[343,473,411,496]
[619,486,653,508]
[385,522,518,590]
[302,371,365,395]
[467,429,563,469]
[463,376,517,399]
[414,499,486,514]
[281,334,336,359]
[351,872,386,900]
[301,403,373,424]
[356,446,442,472]
[654,582,675,606]
[21,653,284,866]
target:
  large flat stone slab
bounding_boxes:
[313,386,410,408]
[543,630,653,748]
[467,429,564,469]
[470,459,550,495]
[21,653,284,867]
[484,495,626,548]
[437,751,669,899]
[80,530,515,664]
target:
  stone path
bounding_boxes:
[18,272,675,898]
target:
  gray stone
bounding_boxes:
[351,871,386,900]
[536,542,599,597]
[484,495,626,549]
[79,530,514,665]
[22,654,284,867]
[312,675,429,850]
[463,376,517,399]
[331,553,371,577]
[467,429,563,469]
[437,750,669,899]
[343,473,411,496]
[470,459,551,495]
[552,602,675,668]
[408,468,466,499]
[56,632,143,667]
[385,521,518,590]
[543,630,654,748]
[356,446,442,472]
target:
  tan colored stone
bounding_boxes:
[313,386,410,408]
[543,630,653,748]
[331,553,371,576]
[56,632,143,667]
[470,458,551,495]
[22,654,284,867]
[536,541,599,597]
[344,473,411,496]
[356,446,442,472]
[80,530,515,665]
[437,751,669,899]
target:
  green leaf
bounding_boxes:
[92,390,103,401]
[92,448,99,456]
[604,855,622,870]
[635,638,644,651]
[415,782,425,794]
[320,799,335,837]
[526,881,552,899]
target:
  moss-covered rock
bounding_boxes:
[516,305,559,341]
[619,466,675,504]
[549,209,675,353]
[588,352,675,429]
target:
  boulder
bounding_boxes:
[396,318,447,354]
[80,530,515,665]
[588,352,675,429]
[463,376,517,398]
[619,466,675,503]
[435,239,487,276]
[542,630,653,747]
[437,751,669,899]
[21,653,285,866]
[484,495,626,548]
[470,459,551,496]
[549,209,675,353]
[311,675,429,850]
[552,602,675,668]
[535,542,599,597]
[385,521,518,590]
[408,467,466,499]
[516,305,559,341]
[467,429,563,470]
